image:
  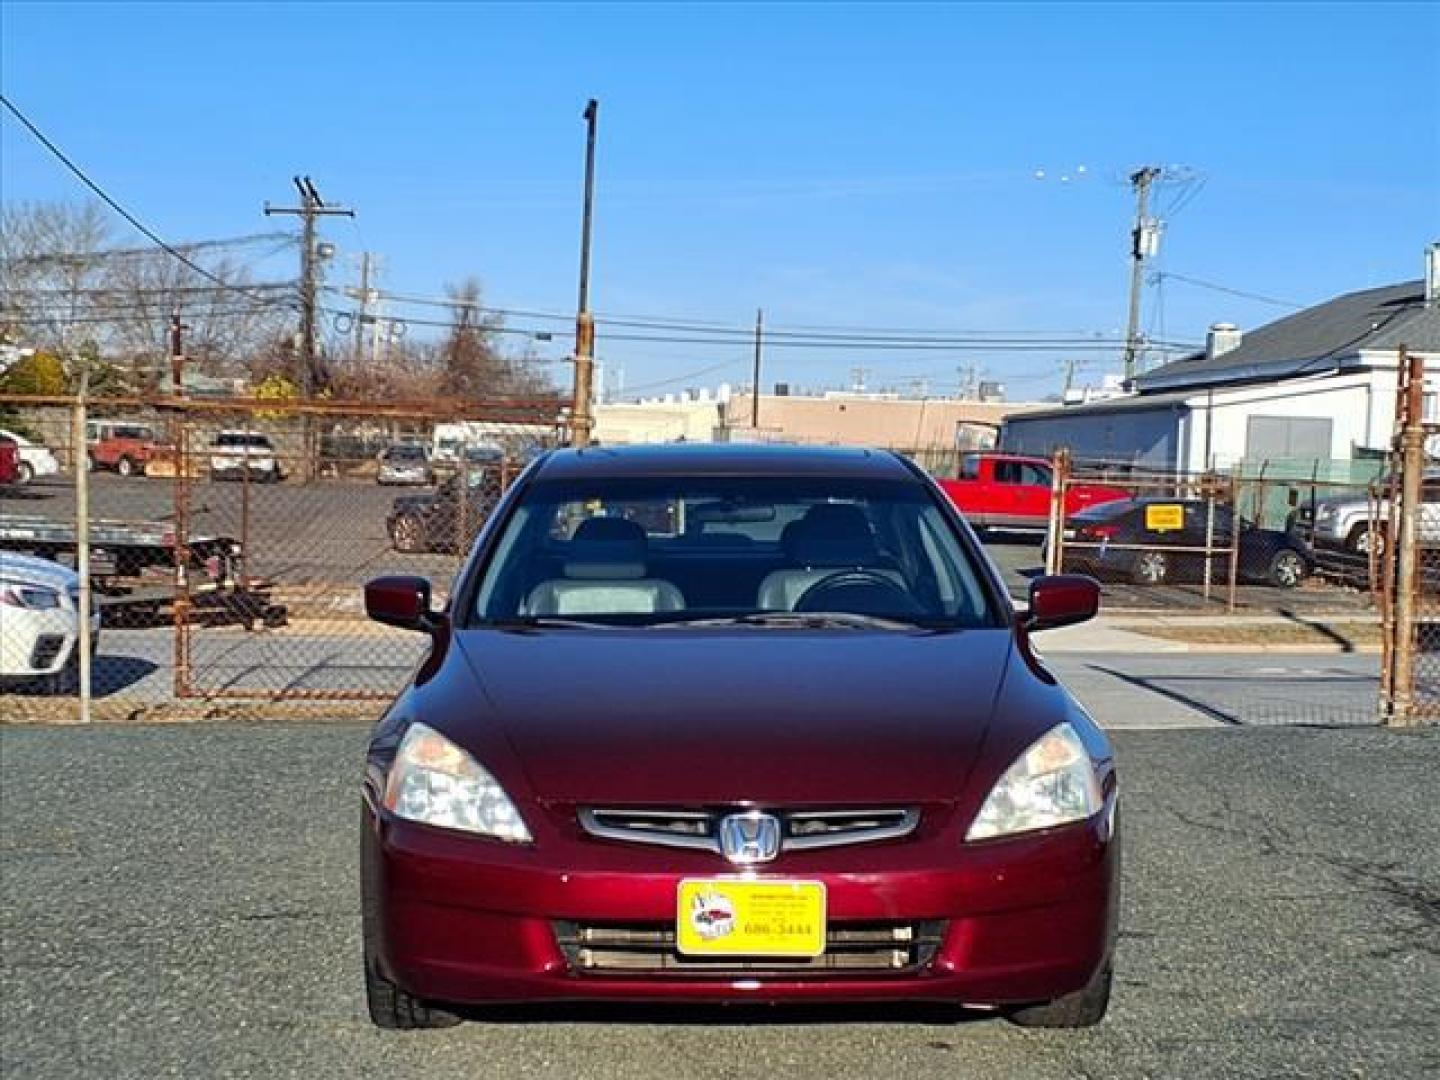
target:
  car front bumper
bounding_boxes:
[363,798,1118,1008]
[0,606,98,677]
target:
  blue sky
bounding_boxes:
[3,1,1437,399]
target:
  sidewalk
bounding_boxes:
[1040,612,1382,654]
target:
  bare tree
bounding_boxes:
[0,200,112,347]
[2,200,296,387]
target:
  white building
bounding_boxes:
[1001,253,1440,478]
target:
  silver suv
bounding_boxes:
[1305,471,1440,555]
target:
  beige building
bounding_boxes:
[723,392,1042,451]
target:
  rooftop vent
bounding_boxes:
[1206,323,1243,361]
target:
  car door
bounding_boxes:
[1012,460,1053,522]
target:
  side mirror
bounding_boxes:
[1024,574,1100,633]
[365,575,436,632]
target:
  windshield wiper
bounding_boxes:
[487,616,612,630]
[662,612,924,631]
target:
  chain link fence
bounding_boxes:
[1043,455,1380,618]
[0,393,560,719]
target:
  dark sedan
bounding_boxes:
[386,468,503,554]
[1061,497,1312,588]
[361,444,1118,1030]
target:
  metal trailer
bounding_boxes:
[0,515,286,629]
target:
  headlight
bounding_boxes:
[383,722,532,842]
[0,582,62,610]
[1315,506,1337,523]
[966,722,1102,841]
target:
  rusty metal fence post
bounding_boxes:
[173,415,193,700]
[1385,349,1426,727]
[1045,447,1071,576]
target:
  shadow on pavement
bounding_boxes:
[451,1000,996,1028]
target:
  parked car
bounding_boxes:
[360,444,1118,1030]
[1292,470,1440,557]
[936,453,1130,530]
[0,551,101,693]
[0,428,61,485]
[209,430,283,483]
[0,436,18,487]
[87,420,159,477]
[386,467,503,553]
[377,443,436,487]
[1061,497,1312,587]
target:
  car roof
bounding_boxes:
[531,443,917,482]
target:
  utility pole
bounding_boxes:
[571,100,600,448]
[168,310,188,396]
[1061,356,1077,400]
[1123,166,1162,385]
[751,308,764,428]
[351,252,373,366]
[265,176,354,397]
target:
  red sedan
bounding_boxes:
[361,444,1118,1029]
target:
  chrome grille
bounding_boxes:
[578,807,920,855]
[554,920,945,975]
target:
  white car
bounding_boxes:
[0,427,61,484]
[209,430,284,483]
[0,552,101,692]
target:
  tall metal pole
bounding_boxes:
[1389,348,1425,727]
[1123,166,1161,385]
[571,99,599,448]
[72,365,91,723]
[751,308,764,429]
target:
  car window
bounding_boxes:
[1019,463,1050,487]
[958,454,981,481]
[994,460,1022,484]
[471,475,1000,628]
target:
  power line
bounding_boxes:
[0,94,294,309]
[1151,271,1305,310]
[325,285,1148,342]
[0,232,296,264]
[620,358,750,394]
[312,306,1199,353]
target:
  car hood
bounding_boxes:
[0,552,78,591]
[451,628,1015,804]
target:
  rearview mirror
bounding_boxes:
[365,575,436,632]
[1024,574,1100,633]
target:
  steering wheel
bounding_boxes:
[793,570,925,616]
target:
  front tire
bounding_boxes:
[1347,522,1385,558]
[1268,549,1306,588]
[116,456,136,478]
[390,514,425,554]
[1006,963,1112,1029]
[363,948,461,1030]
[1130,549,1169,585]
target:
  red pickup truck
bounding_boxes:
[937,452,1130,530]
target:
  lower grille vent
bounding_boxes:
[554,920,945,976]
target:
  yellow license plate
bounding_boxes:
[676,879,826,957]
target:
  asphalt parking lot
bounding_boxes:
[2,723,1436,1079]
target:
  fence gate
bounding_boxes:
[1379,351,1438,726]
[171,395,561,704]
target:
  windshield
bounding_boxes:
[386,446,426,462]
[470,476,1000,628]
